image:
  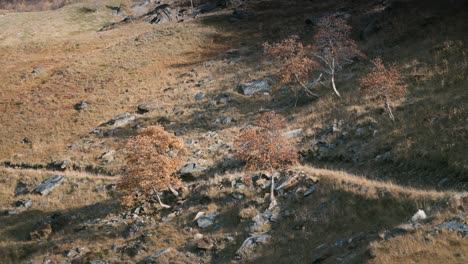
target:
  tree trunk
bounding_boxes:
[331,74,341,97]
[384,98,395,122]
[156,193,171,209]
[268,171,277,209]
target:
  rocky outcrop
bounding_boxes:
[34,175,65,195]
[238,79,272,96]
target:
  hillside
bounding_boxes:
[0,0,467,263]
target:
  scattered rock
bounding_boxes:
[284,128,303,139]
[15,181,33,195]
[15,199,32,209]
[74,101,91,110]
[145,5,178,24]
[304,185,316,197]
[238,79,272,96]
[34,175,65,195]
[123,242,147,257]
[193,211,205,221]
[66,246,89,258]
[137,102,162,114]
[437,218,468,237]
[88,261,110,264]
[236,233,271,257]
[194,233,204,240]
[47,160,68,171]
[181,163,207,177]
[197,212,220,228]
[222,117,234,125]
[215,93,230,105]
[32,67,45,75]
[122,221,144,238]
[195,92,204,101]
[107,112,136,127]
[99,150,116,162]
[22,137,32,144]
[411,210,427,222]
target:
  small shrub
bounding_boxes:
[234,112,298,207]
[263,35,321,102]
[360,58,407,122]
[117,125,186,208]
[313,16,365,97]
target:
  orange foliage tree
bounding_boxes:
[263,35,321,103]
[234,112,298,207]
[117,125,186,208]
[360,58,407,122]
[313,16,365,97]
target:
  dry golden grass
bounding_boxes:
[293,165,458,200]
[370,230,468,264]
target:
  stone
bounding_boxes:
[146,5,178,24]
[411,210,427,222]
[35,175,65,195]
[222,117,234,125]
[141,248,172,263]
[197,212,220,228]
[47,160,68,171]
[137,102,162,114]
[193,211,205,221]
[15,199,32,208]
[74,101,90,110]
[122,221,144,238]
[123,242,147,257]
[304,185,316,197]
[32,67,45,75]
[236,233,271,257]
[88,261,110,264]
[22,137,32,144]
[181,163,207,176]
[194,233,204,240]
[107,112,136,127]
[195,92,204,101]
[99,150,116,162]
[437,219,468,237]
[284,128,303,139]
[66,246,89,258]
[15,181,33,195]
[238,79,272,96]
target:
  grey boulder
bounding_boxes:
[35,175,65,195]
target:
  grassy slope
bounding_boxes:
[0,0,466,263]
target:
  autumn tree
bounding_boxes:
[360,58,407,122]
[264,35,321,103]
[117,125,186,208]
[235,112,298,208]
[313,16,365,97]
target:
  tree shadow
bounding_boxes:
[0,199,121,261]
